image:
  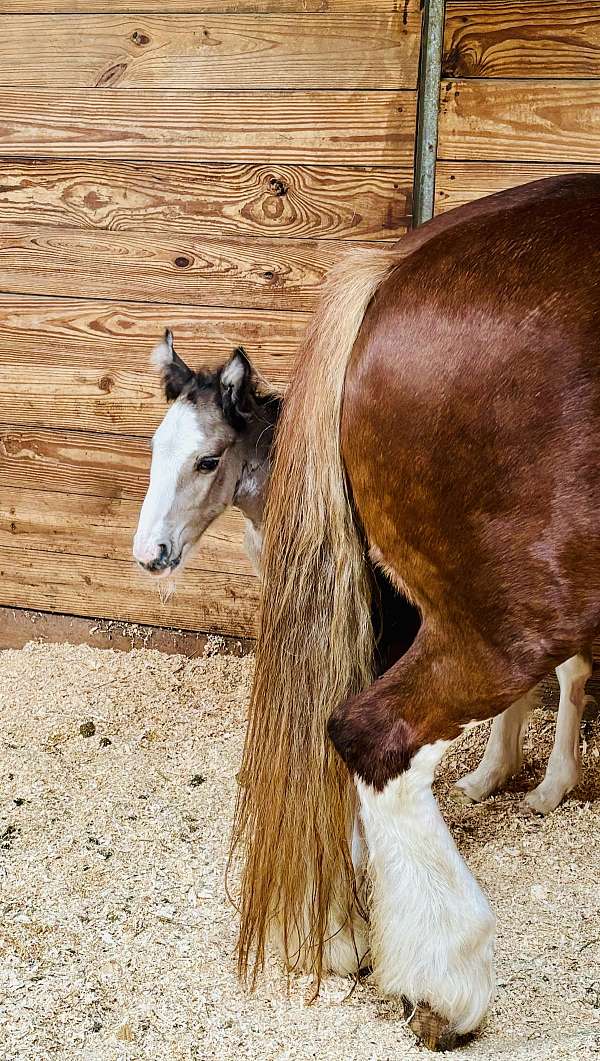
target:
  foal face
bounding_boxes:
[134,397,240,577]
[133,331,250,578]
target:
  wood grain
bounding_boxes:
[435,161,600,214]
[438,80,600,163]
[0,14,420,90]
[0,358,273,438]
[0,294,306,366]
[0,486,253,575]
[5,0,409,12]
[0,430,271,538]
[0,89,416,165]
[0,427,154,501]
[0,295,305,435]
[0,226,366,311]
[0,159,412,241]
[443,2,600,79]
[0,544,259,636]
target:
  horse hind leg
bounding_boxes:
[525,649,593,815]
[453,688,539,804]
[328,628,498,1050]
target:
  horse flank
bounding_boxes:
[230,246,401,986]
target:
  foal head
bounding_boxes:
[133,329,272,578]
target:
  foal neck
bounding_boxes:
[233,392,281,531]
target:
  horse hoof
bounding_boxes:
[402,998,459,1051]
[523,787,564,816]
[450,783,477,806]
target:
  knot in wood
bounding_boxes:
[95,63,127,87]
[268,177,288,197]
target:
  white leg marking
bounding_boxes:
[322,902,370,976]
[454,687,539,803]
[358,742,495,1034]
[270,891,370,977]
[525,653,592,814]
[271,809,370,977]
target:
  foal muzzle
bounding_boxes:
[134,541,181,575]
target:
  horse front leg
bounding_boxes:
[328,639,498,1050]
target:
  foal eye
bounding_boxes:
[195,456,220,474]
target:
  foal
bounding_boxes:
[134,331,593,816]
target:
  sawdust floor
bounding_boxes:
[0,641,599,1061]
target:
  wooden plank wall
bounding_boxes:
[437,2,600,212]
[0,1,421,638]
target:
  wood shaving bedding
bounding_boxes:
[0,641,599,1060]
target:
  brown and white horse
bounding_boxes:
[134,176,597,1052]
[228,174,600,1049]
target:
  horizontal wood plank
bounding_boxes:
[0,296,303,435]
[0,159,412,241]
[0,544,259,636]
[0,89,416,165]
[0,606,254,654]
[0,486,253,575]
[0,226,365,311]
[443,2,600,79]
[0,360,251,437]
[0,427,156,501]
[0,294,306,366]
[4,1,407,12]
[435,161,600,214]
[0,14,420,90]
[438,80,600,163]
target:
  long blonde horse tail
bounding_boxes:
[229,245,400,989]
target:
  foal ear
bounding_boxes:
[150,328,194,402]
[218,347,253,428]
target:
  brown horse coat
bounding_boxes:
[331,174,600,788]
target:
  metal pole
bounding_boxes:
[413,0,446,227]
